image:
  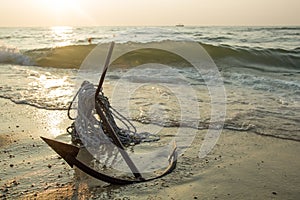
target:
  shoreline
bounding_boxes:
[0,97,300,199]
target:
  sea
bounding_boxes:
[0,26,299,143]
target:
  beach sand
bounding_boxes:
[0,97,299,200]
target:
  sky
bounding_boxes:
[0,0,299,27]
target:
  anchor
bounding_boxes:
[41,42,177,184]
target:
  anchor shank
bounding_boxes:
[95,42,115,98]
[95,101,143,180]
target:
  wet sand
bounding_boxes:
[0,97,300,199]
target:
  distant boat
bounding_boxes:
[176,24,184,27]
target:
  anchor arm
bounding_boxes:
[41,137,177,185]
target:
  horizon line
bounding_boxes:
[0,24,300,28]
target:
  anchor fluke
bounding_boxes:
[41,136,80,167]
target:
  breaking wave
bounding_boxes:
[0,41,298,72]
[0,45,33,66]
[201,43,300,71]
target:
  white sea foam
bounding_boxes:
[0,45,33,65]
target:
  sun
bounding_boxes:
[33,0,97,26]
[36,0,84,25]
[41,0,77,14]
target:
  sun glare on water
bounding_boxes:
[50,26,74,46]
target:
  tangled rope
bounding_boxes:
[67,81,159,147]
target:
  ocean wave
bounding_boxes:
[0,45,34,66]
[0,95,68,110]
[0,64,76,110]
[21,42,192,68]
[225,72,300,95]
[246,26,300,31]
[201,36,230,41]
[23,44,97,68]
[0,36,12,39]
[1,41,299,72]
[202,43,300,71]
